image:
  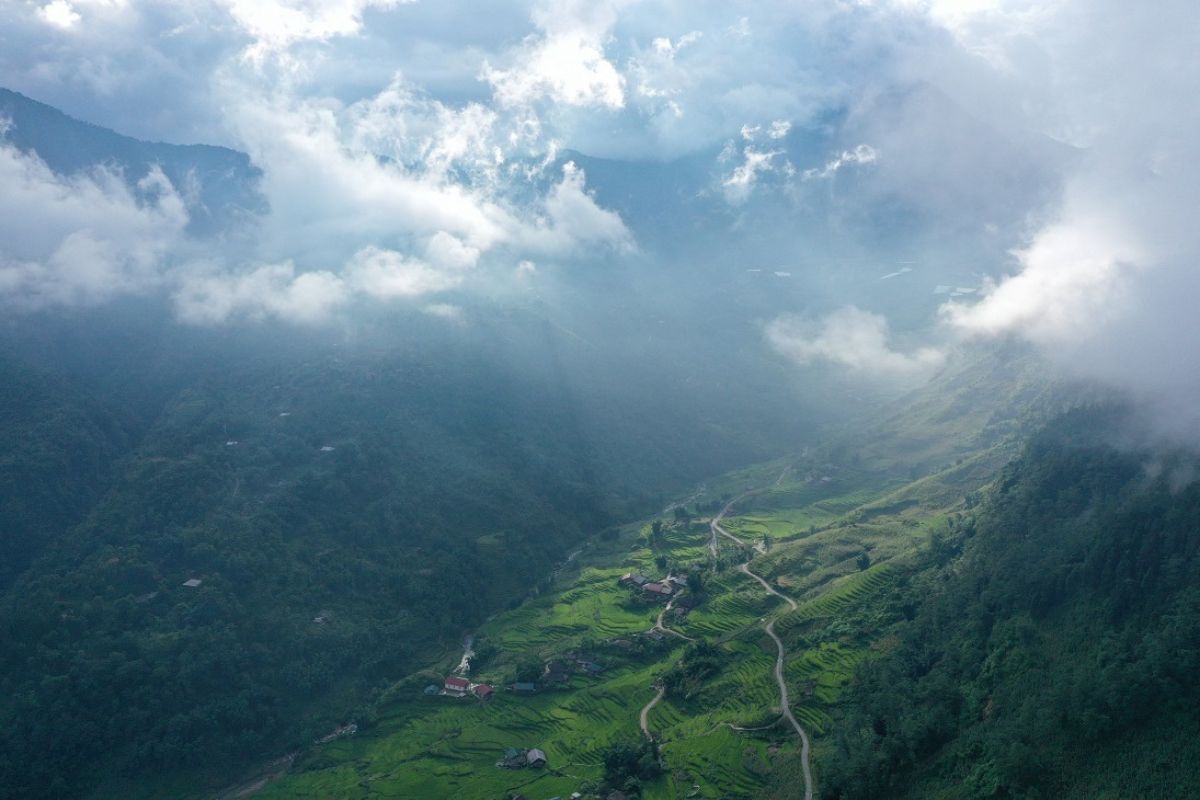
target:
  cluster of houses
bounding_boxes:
[619,572,687,601]
[425,675,495,700]
[428,653,607,702]
[497,746,547,769]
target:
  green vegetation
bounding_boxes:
[818,406,1200,799]
[0,327,802,800]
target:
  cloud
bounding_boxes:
[521,160,633,254]
[344,245,462,299]
[173,261,348,324]
[928,0,1200,437]
[37,1,82,30]
[171,244,468,325]
[767,306,946,380]
[722,145,788,204]
[941,205,1142,344]
[220,0,414,63]
[482,0,631,110]
[0,142,188,309]
[801,144,879,181]
[423,302,466,323]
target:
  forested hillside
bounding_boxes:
[0,310,809,799]
[0,353,133,589]
[818,406,1200,799]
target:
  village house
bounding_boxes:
[512,682,537,694]
[620,573,649,588]
[545,661,572,683]
[473,683,494,700]
[423,684,440,696]
[444,675,470,694]
[642,582,674,600]
[497,747,547,769]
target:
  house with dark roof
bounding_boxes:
[643,582,674,599]
[525,748,547,768]
[512,682,537,694]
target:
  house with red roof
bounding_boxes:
[473,683,494,700]
[444,676,470,694]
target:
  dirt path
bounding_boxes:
[639,684,665,740]
[738,563,797,611]
[707,469,814,800]
[766,618,813,800]
[650,593,697,642]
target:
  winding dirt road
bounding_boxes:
[639,685,665,740]
[706,470,814,800]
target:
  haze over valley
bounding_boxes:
[1,2,1198,799]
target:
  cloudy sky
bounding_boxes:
[2,0,1198,430]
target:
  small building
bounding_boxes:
[423,684,440,696]
[512,682,537,694]
[545,662,572,683]
[525,748,547,768]
[643,582,673,599]
[499,747,526,768]
[444,676,470,693]
[621,573,649,587]
[473,683,494,700]
[182,578,202,588]
[579,661,604,675]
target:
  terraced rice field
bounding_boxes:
[775,563,896,634]
[257,461,950,800]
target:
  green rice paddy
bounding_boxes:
[258,457,976,800]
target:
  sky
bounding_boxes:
[1,0,1199,434]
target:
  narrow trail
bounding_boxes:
[639,685,665,740]
[703,467,814,800]
[650,592,697,642]
[767,618,813,800]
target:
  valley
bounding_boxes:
[244,448,991,800]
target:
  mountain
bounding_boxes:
[0,88,266,235]
[816,405,1200,799]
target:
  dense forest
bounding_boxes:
[0,313,804,799]
[818,406,1200,799]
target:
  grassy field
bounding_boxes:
[256,446,996,800]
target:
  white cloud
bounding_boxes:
[0,143,188,309]
[425,230,480,270]
[423,302,466,323]
[767,306,946,379]
[37,1,81,30]
[344,245,462,299]
[220,0,413,63]
[941,208,1142,344]
[722,146,785,204]
[521,161,633,254]
[801,144,879,181]
[173,261,348,324]
[482,0,632,110]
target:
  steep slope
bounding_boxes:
[0,87,265,234]
[0,352,133,589]
[817,406,1200,799]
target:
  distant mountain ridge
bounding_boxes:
[0,87,266,235]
